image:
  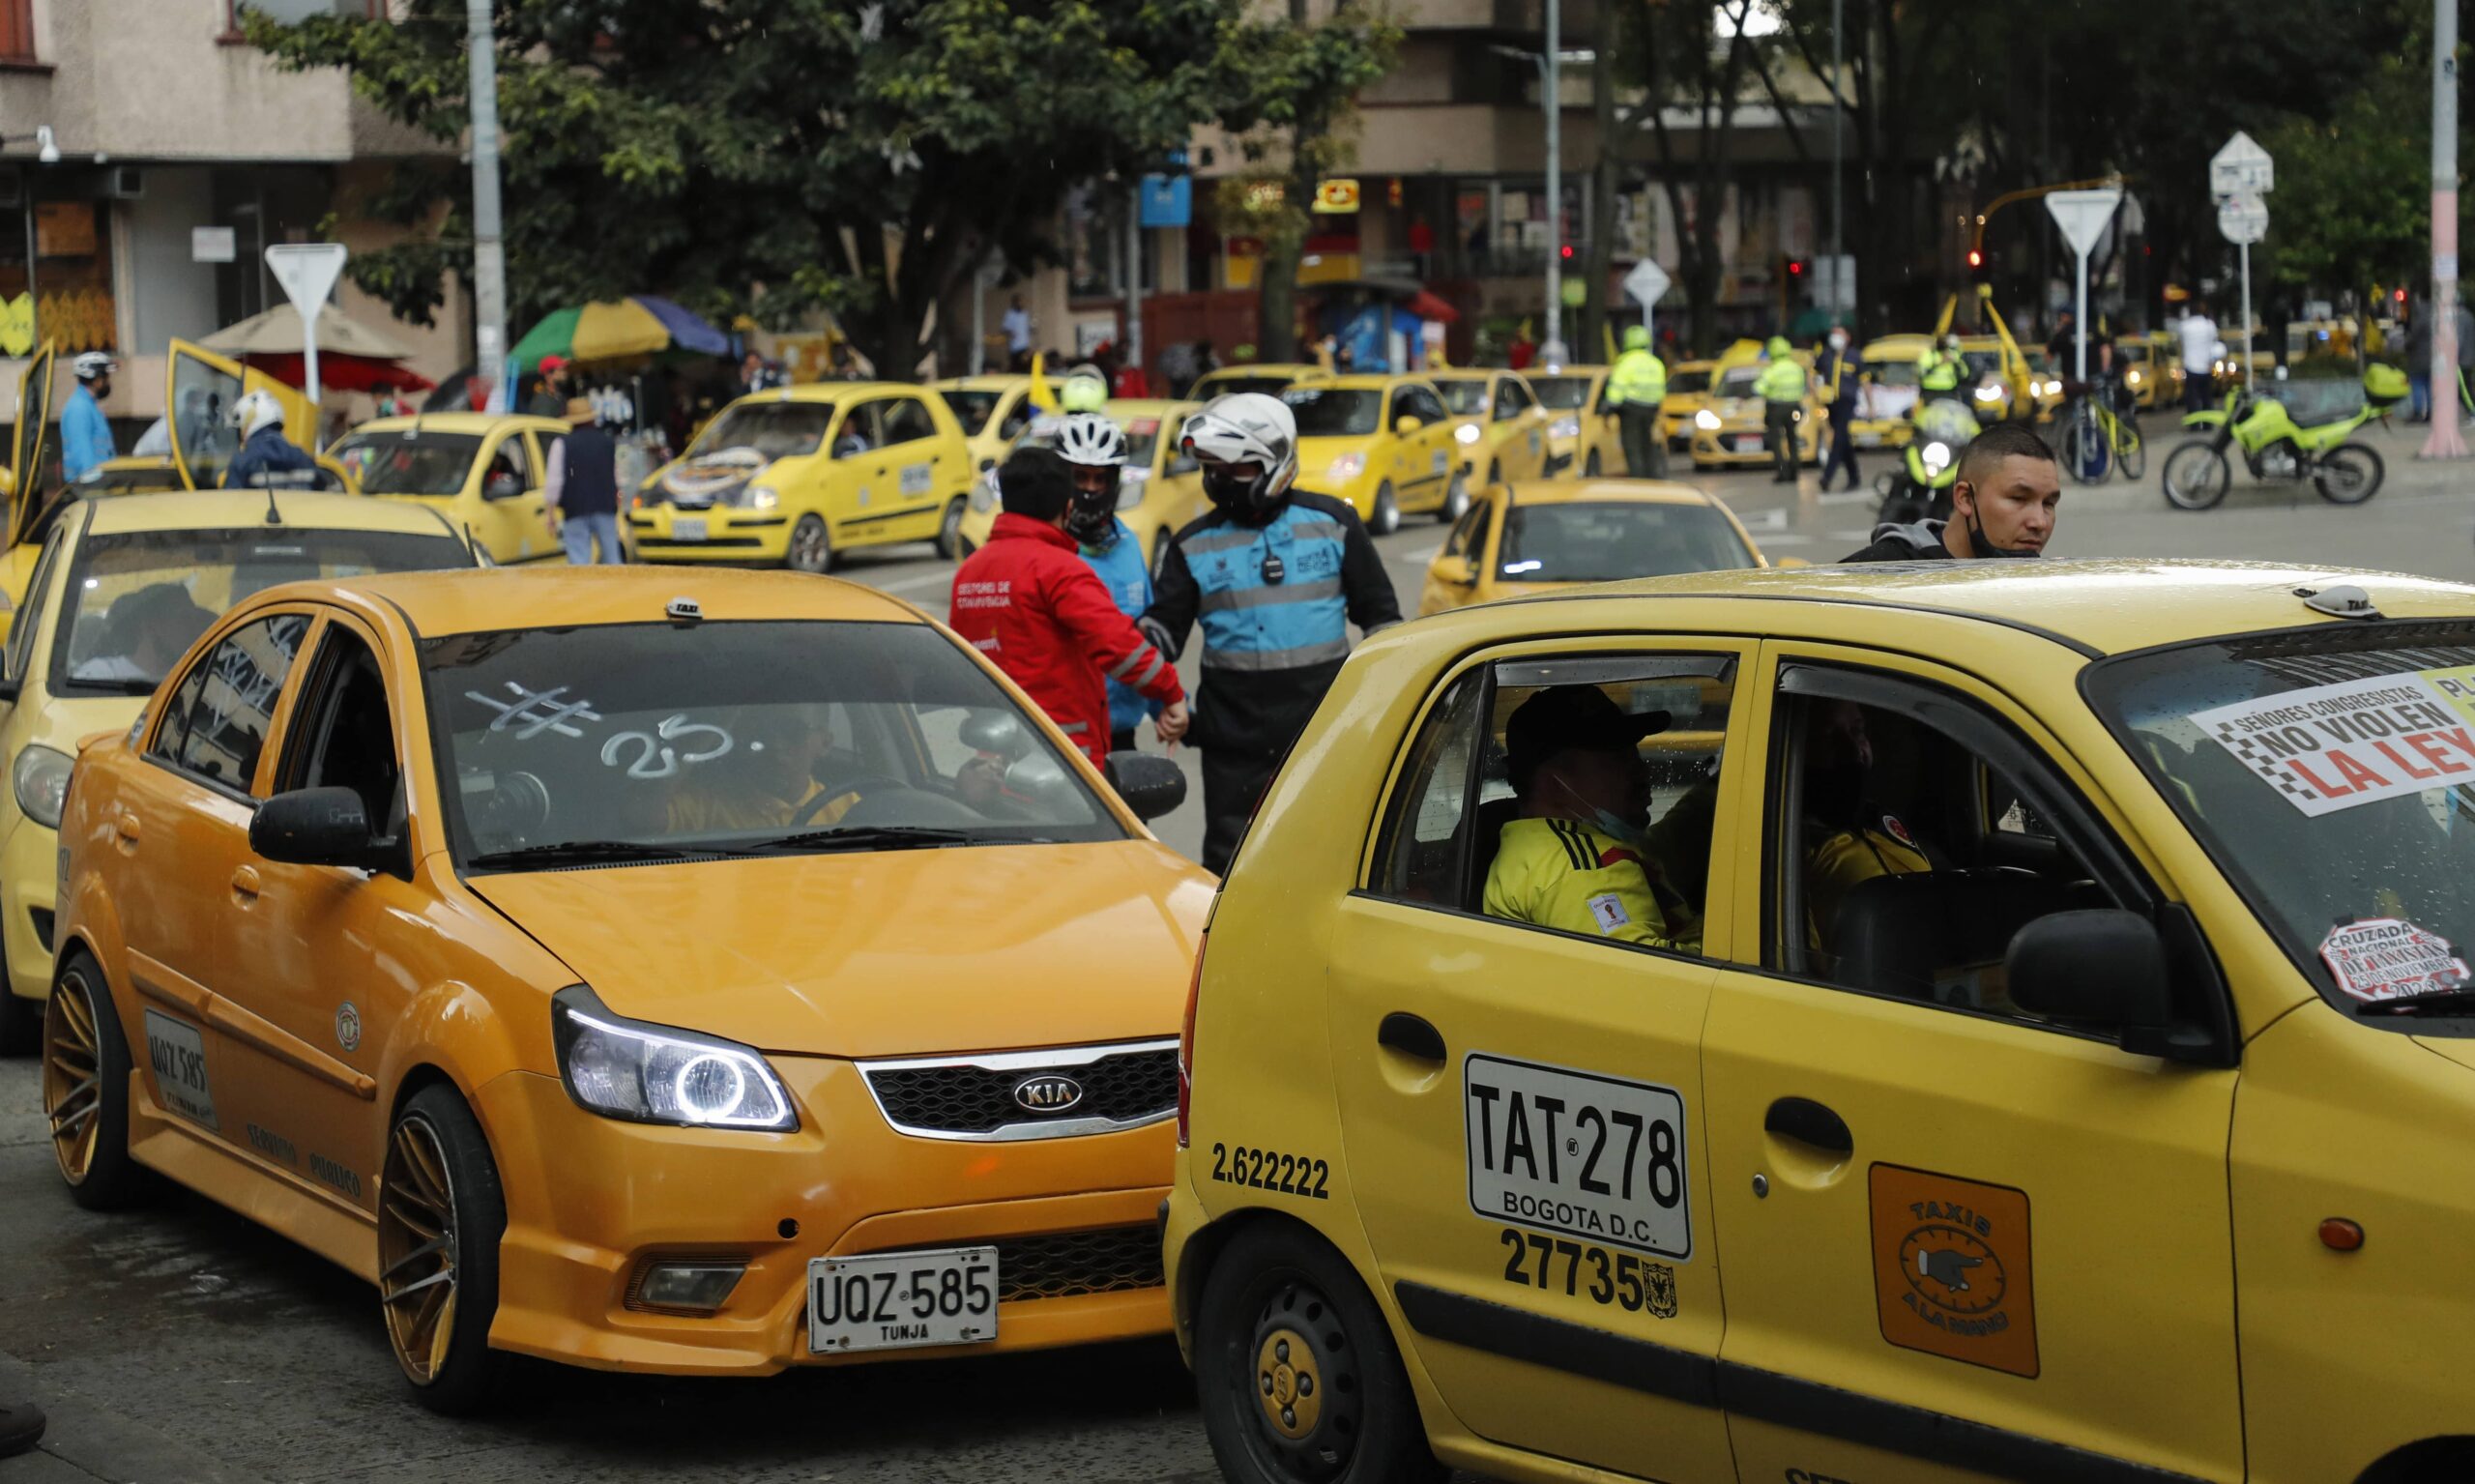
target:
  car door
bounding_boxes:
[1325,644,1756,1483]
[875,393,948,536]
[823,399,887,540]
[1396,383,1454,498]
[109,607,316,1149]
[470,427,548,564]
[9,341,54,549]
[1495,375,1545,480]
[1419,497,1492,617]
[1699,644,2244,1483]
[219,611,414,1208]
[164,339,327,492]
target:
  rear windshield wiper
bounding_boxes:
[465,839,758,870]
[750,825,986,854]
[2356,988,2475,1017]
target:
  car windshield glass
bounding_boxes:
[1867,359,1920,387]
[1718,367,1761,397]
[940,390,1002,436]
[1666,369,1710,395]
[1496,502,1755,583]
[2088,626,2475,1029]
[1281,388,1382,437]
[1435,380,1491,415]
[423,620,1121,867]
[1530,377,1592,411]
[1198,374,1299,398]
[687,402,836,460]
[55,528,470,695]
[329,431,483,496]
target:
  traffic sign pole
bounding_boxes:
[2426,0,2467,458]
[2045,189,2122,386]
[265,243,348,418]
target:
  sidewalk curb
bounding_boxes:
[0,1351,269,1484]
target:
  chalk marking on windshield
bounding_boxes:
[467,682,603,740]
[600,713,735,780]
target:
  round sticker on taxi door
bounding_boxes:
[1868,1164,2037,1378]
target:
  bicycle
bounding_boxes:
[2058,383,2143,484]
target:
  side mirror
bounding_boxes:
[2006,910,2170,1031]
[1104,750,1187,822]
[483,471,523,501]
[250,787,380,870]
[1394,415,1422,435]
[1436,555,1478,587]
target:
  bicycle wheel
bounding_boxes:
[2063,406,2111,483]
[2161,441,2230,510]
[2113,417,2146,480]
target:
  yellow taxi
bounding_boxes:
[1523,364,1620,476]
[327,413,575,565]
[0,491,473,1053]
[927,374,1040,476]
[1279,375,1464,535]
[1167,559,2475,1484]
[1656,360,1717,451]
[1427,369,1552,489]
[1416,479,1769,617]
[1687,357,1817,469]
[631,383,976,570]
[2117,332,2185,410]
[1189,364,1329,401]
[955,399,1211,573]
[45,566,1210,1410]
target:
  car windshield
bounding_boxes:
[2088,626,2475,1029]
[1281,388,1382,437]
[1718,367,1762,397]
[1495,502,1755,583]
[1529,377,1592,411]
[55,528,472,696]
[1200,374,1301,398]
[1435,380,1492,415]
[940,390,1003,436]
[423,620,1121,868]
[1666,369,1710,395]
[1867,358,1920,387]
[687,401,836,460]
[329,431,484,496]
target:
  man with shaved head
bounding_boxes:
[1842,423,2061,562]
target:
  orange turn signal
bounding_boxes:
[2318,1217,2365,1253]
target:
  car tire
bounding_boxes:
[1369,483,1400,537]
[786,512,833,574]
[379,1083,511,1415]
[0,947,35,1055]
[44,951,154,1210]
[1195,1223,1445,1484]
[1437,472,1469,523]
[934,497,967,560]
[1584,450,1602,478]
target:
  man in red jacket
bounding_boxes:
[950,448,1189,768]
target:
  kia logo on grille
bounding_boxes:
[1013,1074,1084,1114]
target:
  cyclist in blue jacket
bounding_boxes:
[1057,411,1163,753]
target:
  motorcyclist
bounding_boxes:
[1606,326,1668,477]
[1753,336,1809,484]
[1917,332,1967,397]
[61,352,115,482]
[1057,411,1161,753]
[221,388,317,489]
[1142,393,1403,874]
[1060,366,1109,416]
[1845,423,2059,562]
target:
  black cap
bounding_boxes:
[1504,684,1671,793]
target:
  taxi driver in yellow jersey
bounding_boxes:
[664,705,859,834]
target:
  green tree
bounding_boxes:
[246,0,1368,375]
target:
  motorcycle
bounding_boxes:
[2159,366,2402,511]
[1874,397,1983,526]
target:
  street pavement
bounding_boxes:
[4,406,2471,1481]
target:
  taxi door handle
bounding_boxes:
[113,812,141,845]
[1376,1012,1445,1062]
[1764,1096,1852,1155]
[229,866,261,904]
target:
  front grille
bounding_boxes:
[995,1227,1163,1302]
[862,1043,1177,1139]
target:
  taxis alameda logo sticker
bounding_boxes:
[1869,1164,2037,1378]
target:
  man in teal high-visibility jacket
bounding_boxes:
[1754,337,1809,484]
[1606,326,1668,477]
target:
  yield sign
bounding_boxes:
[1623,258,1672,306]
[265,243,347,322]
[2210,131,2275,197]
[2045,189,2123,257]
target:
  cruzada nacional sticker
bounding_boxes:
[2190,673,2475,817]
[2318,917,2472,1003]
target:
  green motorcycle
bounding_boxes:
[2159,366,2403,511]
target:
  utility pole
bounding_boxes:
[1828,0,1842,322]
[2425,0,2467,458]
[467,0,509,413]
[1541,0,1564,363]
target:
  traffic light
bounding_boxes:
[1966,247,1985,270]
[1786,256,1807,278]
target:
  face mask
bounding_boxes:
[1202,463,1287,523]
[1828,332,1848,350]
[1555,775,1648,853]
[1957,488,2042,560]
[1064,473,1120,546]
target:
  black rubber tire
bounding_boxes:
[2314,443,2385,506]
[1368,483,1400,537]
[0,985,35,1058]
[934,498,967,560]
[1195,1223,1445,1484]
[1437,473,1469,523]
[2115,420,2147,481]
[47,951,155,1210]
[786,512,833,573]
[2161,442,2230,511]
[385,1084,511,1415]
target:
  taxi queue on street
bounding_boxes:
[7,334,2470,1484]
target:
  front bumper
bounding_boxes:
[3,815,57,1004]
[478,1063,1174,1375]
[628,503,793,563]
[1692,419,1805,466]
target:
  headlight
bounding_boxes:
[2126,370,2143,385]
[13,744,70,830]
[1695,409,1723,430]
[1922,440,1952,470]
[745,485,779,511]
[1327,452,1365,480]
[1972,385,2002,402]
[551,985,797,1131]
[1454,423,1481,446]
[1115,466,1150,510]
[1549,417,1580,440]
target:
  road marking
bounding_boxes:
[1817,489,1875,507]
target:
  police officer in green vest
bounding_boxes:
[1606,325,1668,477]
[1917,332,1966,396]
[1754,336,1809,483]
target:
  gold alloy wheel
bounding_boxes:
[378,1114,461,1384]
[1255,1325,1322,1439]
[43,975,102,1181]
[1240,1276,1362,1479]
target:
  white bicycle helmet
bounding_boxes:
[1055,412,1125,467]
[72,352,115,383]
[1180,392,1298,516]
[232,388,287,440]
[1057,412,1127,545]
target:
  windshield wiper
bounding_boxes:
[66,678,160,696]
[749,825,986,854]
[2356,988,2475,1017]
[465,839,759,870]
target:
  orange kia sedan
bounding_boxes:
[44,567,1209,1411]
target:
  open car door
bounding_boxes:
[7,340,54,549]
[164,338,356,492]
